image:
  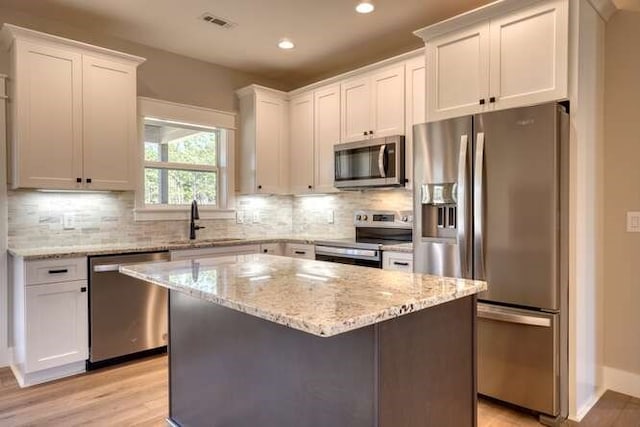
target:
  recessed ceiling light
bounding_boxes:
[355,1,375,14]
[278,38,295,49]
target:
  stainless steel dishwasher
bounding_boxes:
[88,251,170,368]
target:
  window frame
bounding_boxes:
[135,97,236,221]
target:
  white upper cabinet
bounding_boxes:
[341,64,405,142]
[426,22,490,121]
[404,55,426,190]
[488,0,568,110]
[237,85,290,194]
[417,0,569,121]
[82,55,137,190]
[2,24,145,190]
[289,92,315,194]
[314,84,341,193]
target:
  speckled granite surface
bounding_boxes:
[120,253,486,337]
[380,242,413,253]
[7,236,330,260]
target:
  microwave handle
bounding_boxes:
[378,144,387,178]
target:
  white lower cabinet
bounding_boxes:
[170,244,261,261]
[260,243,284,256]
[10,256,88,387]
[382,251,414,272]
[285,243,315,259]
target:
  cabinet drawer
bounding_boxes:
[260,243,283,256]
[171,244,260,261]
[286,244,315,259]
[25,257,87,285]
[383,252,414,272]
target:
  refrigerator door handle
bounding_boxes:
[457,134,469,278]
[477,304,552,328]
[378,144,387,178]
[474,131,486,280]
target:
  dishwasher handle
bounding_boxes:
[93,264,120,273]
[477,304,552,328]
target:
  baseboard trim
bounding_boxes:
[10,361,86,388]
[571,387,606,422]
[604,366,640,399]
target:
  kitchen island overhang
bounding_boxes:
[120,254,487,427]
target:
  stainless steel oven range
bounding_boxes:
[315,210,412,268]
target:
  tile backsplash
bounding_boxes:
[7,189,413,249]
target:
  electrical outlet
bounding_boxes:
[327,209,334,224]
[236,210,245,224]
[627,211,640,232]
[253,210,261,223]
[63,213,75,230]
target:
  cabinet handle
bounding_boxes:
[76,177,82,183]
[479,99,486,105]
[294,251,306,255]
[393,261,410,266]
[80,287,87,293]
[48,268,68,274]
[489,97,496,103]
[86,178,92,184]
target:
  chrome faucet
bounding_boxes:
[190,200,205,240]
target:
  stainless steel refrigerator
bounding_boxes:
[413,102,568,424]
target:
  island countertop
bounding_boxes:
[120,253,486,337]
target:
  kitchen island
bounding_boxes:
[120,254,487,427]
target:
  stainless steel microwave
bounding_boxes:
[334,135,405,189]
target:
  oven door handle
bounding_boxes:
[378,144,387,178]
[315,246,379,260]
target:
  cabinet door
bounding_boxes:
[256,95,288,194]
[383,252,414,272]
[13,41,83,189]
[289,93,315,194]
[25,281,88,372]
[426,22,490,122]
[489,0,568,110]
[404,56,426,190]
[371,64,405,138]
[314,84,341,193]
[341,76,371,142]
[82,55,137,190]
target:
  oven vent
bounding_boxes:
[200,13,236,29]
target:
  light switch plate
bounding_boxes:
[63,213,75,230]
[327,209,334,224]
[627,211,640,232]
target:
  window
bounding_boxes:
[135,98,236,221]
[143,119,219,206]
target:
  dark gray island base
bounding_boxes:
[168,290,477,427]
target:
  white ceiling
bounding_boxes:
[1,0,494,89]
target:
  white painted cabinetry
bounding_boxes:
[404,55,426,190]
[289,92,315,194]
[341,64,405,142]
[313,84,341,193]
[2,24,144,190]
[10,256,88,387]
[237,85,290,194]
[260,243,284,256]
[170,244,261,261]
[285,243,315,259]
[382,251,414,272]
[418,0,568,121]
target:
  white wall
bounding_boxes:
[603,9,640,399]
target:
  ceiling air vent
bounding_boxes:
[200,13,236,29]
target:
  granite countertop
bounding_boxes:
[120,253,486,337]
[380,242,413,253]
[6,236,334,260]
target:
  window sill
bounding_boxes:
[134,206,236,221]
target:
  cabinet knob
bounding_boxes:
[479,99,486,105]
[80,287,87,293]
[363,131,367,136]
[263,249,268,253]
[257,185,262,190]
[86,178,92,184]
[370,130,374,135]
[308,185,312,189]
[76,177,82,183]
[489,97,496,103]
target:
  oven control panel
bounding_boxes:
[354,210,413,228]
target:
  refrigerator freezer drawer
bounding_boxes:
[478,303,559,416]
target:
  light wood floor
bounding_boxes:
[0,355,637,426]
